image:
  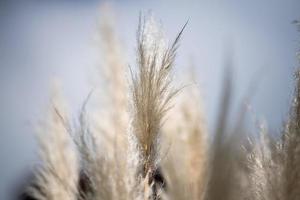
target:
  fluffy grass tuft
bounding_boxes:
[23,6,300,200]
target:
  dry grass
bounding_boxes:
[247,68,300,200]
[23,5,300,200]
[160,67,207,200]
[129,13,185,185]
[29,81,79,200]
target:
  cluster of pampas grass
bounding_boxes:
[22,6,300,200]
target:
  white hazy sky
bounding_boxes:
[0,0,299,199]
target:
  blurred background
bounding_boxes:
[0,0,299,199]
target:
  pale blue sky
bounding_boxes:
[0,0,299,199]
